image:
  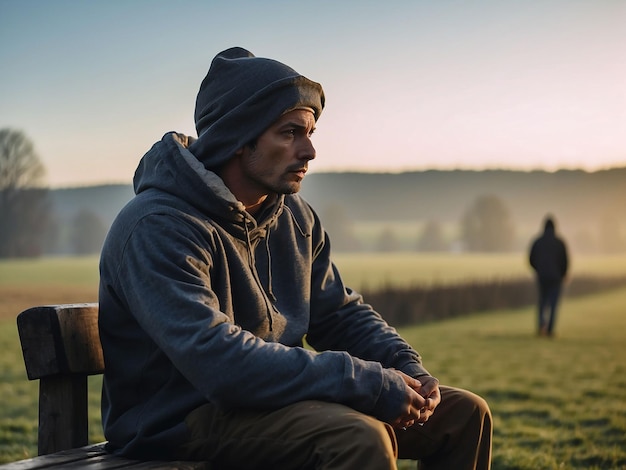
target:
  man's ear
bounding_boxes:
[235,142,256,157]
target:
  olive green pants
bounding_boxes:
[177,386,492,470]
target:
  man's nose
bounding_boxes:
[299,137,316,161]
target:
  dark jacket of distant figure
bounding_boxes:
[529,220,568,283]
[98,132,430,458]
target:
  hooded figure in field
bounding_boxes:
[529,215,569,337]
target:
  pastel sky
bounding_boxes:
[1,0,625,188]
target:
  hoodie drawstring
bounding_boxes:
[264,206,311,305]
[265,230,277,303]
[283,205,311,239]
[242,205,310,333]
[243,220,274,331]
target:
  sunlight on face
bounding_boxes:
[242,109,317,196]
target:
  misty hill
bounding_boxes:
[300,168,626,226]
[49,168,626,253]
[51,184,135,226]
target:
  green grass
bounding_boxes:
[2,288,625,467]
[399,288,626,469]
[0,255,100,287]
[1,254,626,467]
[3,252,626,291]
[333,252,626,290]
[0,319,39,462]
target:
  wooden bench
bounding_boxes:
[2,304,208,469]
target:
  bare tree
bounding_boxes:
[0,128,49,258]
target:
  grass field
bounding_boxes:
[404,288,626,469]
[2,252,626,293]
[1,255,626,468]
[331,252,626,289]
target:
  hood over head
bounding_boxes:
[134,132,246,219]
[189,47,325,170]
[543,216,555,235]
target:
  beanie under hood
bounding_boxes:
[189,47,325,170]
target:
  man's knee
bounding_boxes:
[304,403,398,469]
[429,386,492,448]
[347,412,397,453]
[336,411,398,468]
[397,388,492,467]
[453,388,492,429]
[468,391,490,417]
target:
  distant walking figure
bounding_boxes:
[529,216,569,337]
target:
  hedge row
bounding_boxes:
[363,275,626,327]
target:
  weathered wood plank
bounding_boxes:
[0,443,211,469]
[17,306,64,380]
[56,456,211,469]
[57,304,103,374]
[17,305,98,455]
[0,443,107,469]
[17,304,102,380]
[38,375,88,455]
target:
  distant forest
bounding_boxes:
[46,168,626,256]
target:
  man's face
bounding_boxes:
[239,109,316,197]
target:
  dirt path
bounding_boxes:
[0,285,98,320]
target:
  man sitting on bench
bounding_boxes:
[98,46,492,470]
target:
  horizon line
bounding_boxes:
[46,164,626,190]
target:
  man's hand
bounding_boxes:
[412,375,440,423]
[389,371,440,429]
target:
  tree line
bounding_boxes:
[320,194,523,253]
[302,169,626,255]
